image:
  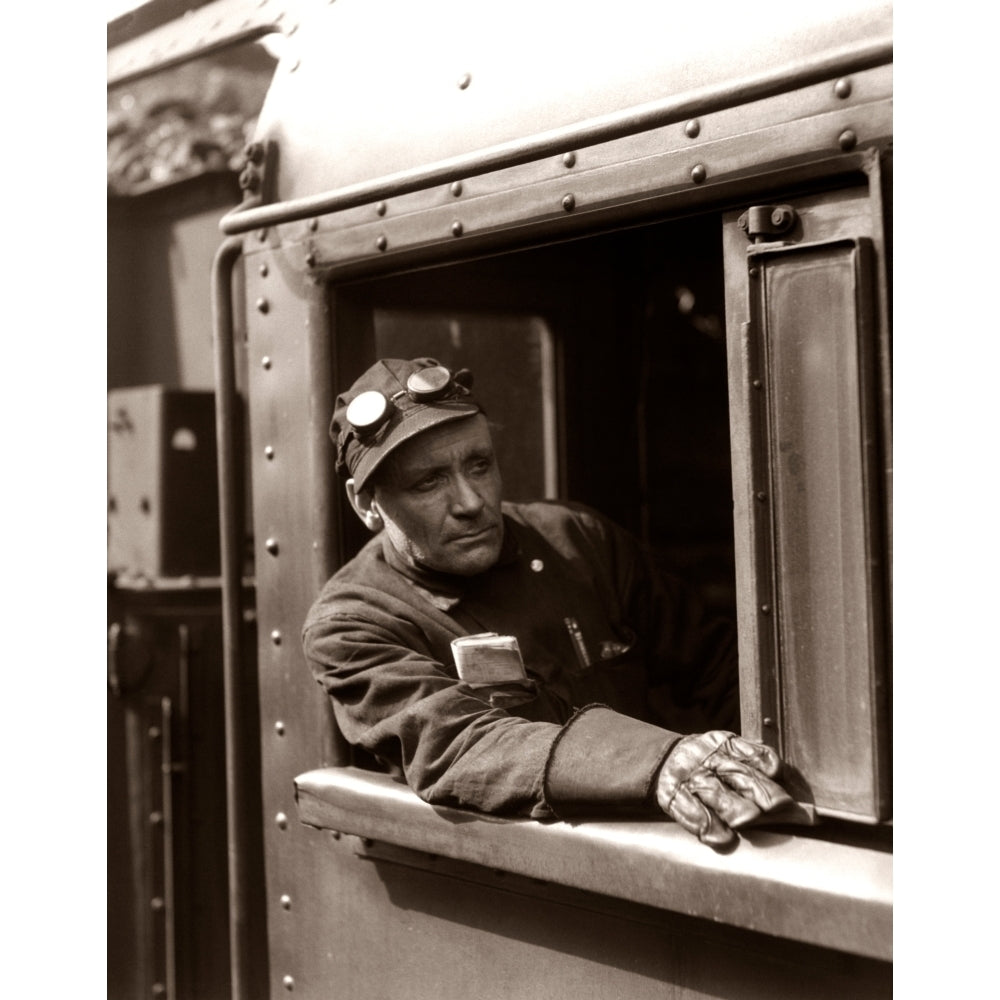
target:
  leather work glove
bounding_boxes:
[656,731,794,848]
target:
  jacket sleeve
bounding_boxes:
[303,595,678,820]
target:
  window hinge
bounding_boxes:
[738,204,798,242]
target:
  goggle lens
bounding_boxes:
[344,364,473,437]
[345,389,390,432]
[406,365,452,400]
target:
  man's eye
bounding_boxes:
[469,457,493,476]
[411,475,442,492]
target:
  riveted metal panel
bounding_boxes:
[274,78,891,275]
[242,238,348,999]
[268,63,892,256]
[253,0,891,206]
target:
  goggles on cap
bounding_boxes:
[345,364,475,439]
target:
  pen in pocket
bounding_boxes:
[563,617,591,671]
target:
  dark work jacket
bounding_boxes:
[302,500,739,821]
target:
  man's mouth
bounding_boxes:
[450,524,497,544]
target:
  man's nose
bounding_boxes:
[448,474,485,517]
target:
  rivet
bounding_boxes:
[755,492,768,502]
[271,629,282,645]
[149,811,163,826]
[258,229,268,242]
[561,194,576,212]
[282,974,295,991]
[761,604,771,615]
[839,128,858,151]
[280,894,292,910]
[152,985,166,997]
[308,218,318,232]
[376,201,387,216]
[275,720,286,736]
[264,445,275,460]
[450,181,463,197]
[749,267,759,279]
[151,897,165,911]
[265,538,279,556]
[562,151,576,168]
[530,559,544,572]
[376,235,388,251]
[276,812,288,830]
[305,251,317,268]
[239,166,260,193]
[256,297,269,314]
[691,163,707,184]
[331,830,341,840]
[148,726,161,741]
[834,77,852,99]
[458,72,471,89]
[261,356,272,370]
[451,220,463,237]
[684,119,701,139]
[763,717,775,727]
[259,263,269,277]
[752,379,763,390]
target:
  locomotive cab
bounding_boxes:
[109,2,893,997]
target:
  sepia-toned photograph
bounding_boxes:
[106,2,905,997]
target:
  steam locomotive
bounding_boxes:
[108,2,894,997]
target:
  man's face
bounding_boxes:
[370,414,504,576]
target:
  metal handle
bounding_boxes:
[212,234,258,1000]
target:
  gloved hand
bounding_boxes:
[656,731,793,848]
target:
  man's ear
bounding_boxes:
[345,478,383,533]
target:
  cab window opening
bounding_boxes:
[331,210,735,621]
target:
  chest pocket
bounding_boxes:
[563,626,653,724]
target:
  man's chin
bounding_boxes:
[441,531,502,576]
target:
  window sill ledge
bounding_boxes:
[294,766,891,961]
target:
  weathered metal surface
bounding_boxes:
[723,178,890,823]
[295,767,891,962]
[260,819,891,1000]
[244,0,891,219]
[241,238,346,998]
[267,61,892,243]
[262,73,891,274]
[756,239,887,820]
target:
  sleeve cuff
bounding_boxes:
[542,704,681,818]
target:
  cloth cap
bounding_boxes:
[330,357,482,492]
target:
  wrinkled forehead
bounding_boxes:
[373,414,494,487]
